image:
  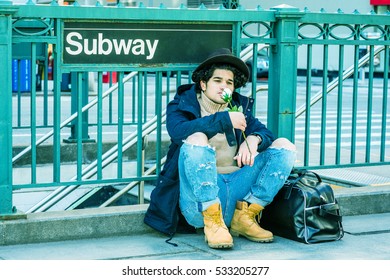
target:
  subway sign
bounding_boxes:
[62,21,233,65]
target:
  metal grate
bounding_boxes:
[187,0,223,8]
[313,169,390,187]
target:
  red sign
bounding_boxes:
[370,0,390,5]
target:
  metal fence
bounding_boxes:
[0,2,389,215]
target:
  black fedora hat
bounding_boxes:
[192,48,249,87]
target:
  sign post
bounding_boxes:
[0,2,19,216]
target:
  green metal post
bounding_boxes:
[0,2,18,215]
[64,72,94,143]
[267,5,303,140]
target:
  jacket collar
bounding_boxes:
[177,84,201,118]
[176,84,253,118]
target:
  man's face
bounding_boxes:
[200,69,235,104]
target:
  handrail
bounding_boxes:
[12,71,138,164]
[295,46,385,119]
[241,45,385,118]
[240,44,268,62]
[26,110,166,213]
[99,155,167,208]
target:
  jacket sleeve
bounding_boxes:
[166,95,235,146]
[244,113,275,152]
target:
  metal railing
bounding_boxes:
[1,2,389,215]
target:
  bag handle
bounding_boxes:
[291,169,322,184]
[319,203,343,222]
[285,169,327,203]
[282,169,306,199]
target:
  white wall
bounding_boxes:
[239,0,374,13]
[10,0,379,11]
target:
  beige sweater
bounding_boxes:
[198,93,240,174]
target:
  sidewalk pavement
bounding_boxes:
[0,213,388,280]
[0,210,389,260]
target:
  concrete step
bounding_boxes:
[12,161,156,213]
[313,166,390,215]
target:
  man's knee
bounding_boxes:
[270,137,296,151]
[185,132,209,146]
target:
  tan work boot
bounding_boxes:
[202,203,234,249]
[230,201,273,243]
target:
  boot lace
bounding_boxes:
[248,209,261,225]
[209,212,224,226]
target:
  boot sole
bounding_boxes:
[204,236,234,249]
[230,230,273,243]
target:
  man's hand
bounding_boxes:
[234,135,260,167]
[228,111,247,132]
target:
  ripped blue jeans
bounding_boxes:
[178,142,296,228]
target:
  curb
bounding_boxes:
[334,185,390,216]
[0,204,153,246]
[1,185,390,246]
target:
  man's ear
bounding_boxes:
[200,80,206,91]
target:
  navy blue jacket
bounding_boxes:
[144,84,275,236]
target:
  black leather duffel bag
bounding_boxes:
[262,169,344,244]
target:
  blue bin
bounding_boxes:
[12,59,18,92]
[61,73,71,91]
[12,59,31,92]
